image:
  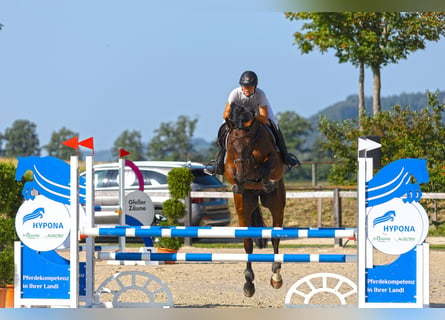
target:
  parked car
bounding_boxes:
[82,161,231,226]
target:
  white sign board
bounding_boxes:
[125,190,154,226]
[16,195,71,251]
[366,198,428,255]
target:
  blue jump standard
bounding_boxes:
[83,226,356,239]
[97,252,357,263]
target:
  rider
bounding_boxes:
[205,70,301,176]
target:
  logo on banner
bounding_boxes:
[366,158,429,255]
[16,195,71,251]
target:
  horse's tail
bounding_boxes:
[251,206,268,249]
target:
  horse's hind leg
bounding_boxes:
[243,238,255,297]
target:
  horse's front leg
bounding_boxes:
[243,238,255,297]
[263,179,277,193]
[260,159,278,193]
[270,237,283,289]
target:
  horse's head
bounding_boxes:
[227,102,256,130]
[226,103,259,188]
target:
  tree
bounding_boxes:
[277,111,311,154]
[43,127,79,160]
[3,120,40,157]
[147,115,198,161]
[112,130,145,161]
[285,12,445,116]
[276,111,312,181]
[0,132,5,157]
[318,91,445,192]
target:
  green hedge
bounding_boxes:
[0,161,29,219]
[0,217,17,285]
[0,161,27,285]
[157,167,194,250]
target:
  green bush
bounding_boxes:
[157,167,194,250]
[162,199,185,222]
[0,217,17,286]
[167,167,193,199]
[0,217,17,248]
[156,221,183,250]
[0,160,31,285]
[0,161,29,219]
[0,248,14,286]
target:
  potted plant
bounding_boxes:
[155,167,194,253]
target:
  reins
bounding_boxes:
[228,119,264,175]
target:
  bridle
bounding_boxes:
[227,105,263,178]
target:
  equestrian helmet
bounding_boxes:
[239,71,258,87]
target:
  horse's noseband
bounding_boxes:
[233,157,255,165]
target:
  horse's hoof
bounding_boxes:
[270,277,283,289]
[243,282,255,297]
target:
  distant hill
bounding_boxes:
[309,90,445,124]
[94,149,113,162]
[305,90,445,148]
[192,137,212,152]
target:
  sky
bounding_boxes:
[1,1,445,153]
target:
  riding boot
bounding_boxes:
[269,124,301,170]
[213,148,226,175]
[204,123,229,176]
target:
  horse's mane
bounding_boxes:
[228,102,256,129]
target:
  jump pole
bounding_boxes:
[69,155,79,308]
[83,155,95,307]
[81,226,356,239]
[96,252,357,263]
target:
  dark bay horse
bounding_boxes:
[224,102,286,297]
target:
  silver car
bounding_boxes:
[84,161,231,226]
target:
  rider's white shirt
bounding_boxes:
[227,87,277,125]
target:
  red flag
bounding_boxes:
[79,137,94,150]
[62,137,79,149]
[119,148,131,158]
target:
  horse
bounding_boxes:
[223,102,286,297]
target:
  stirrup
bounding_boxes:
[204,161,217,176]
[204,160,224,176]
